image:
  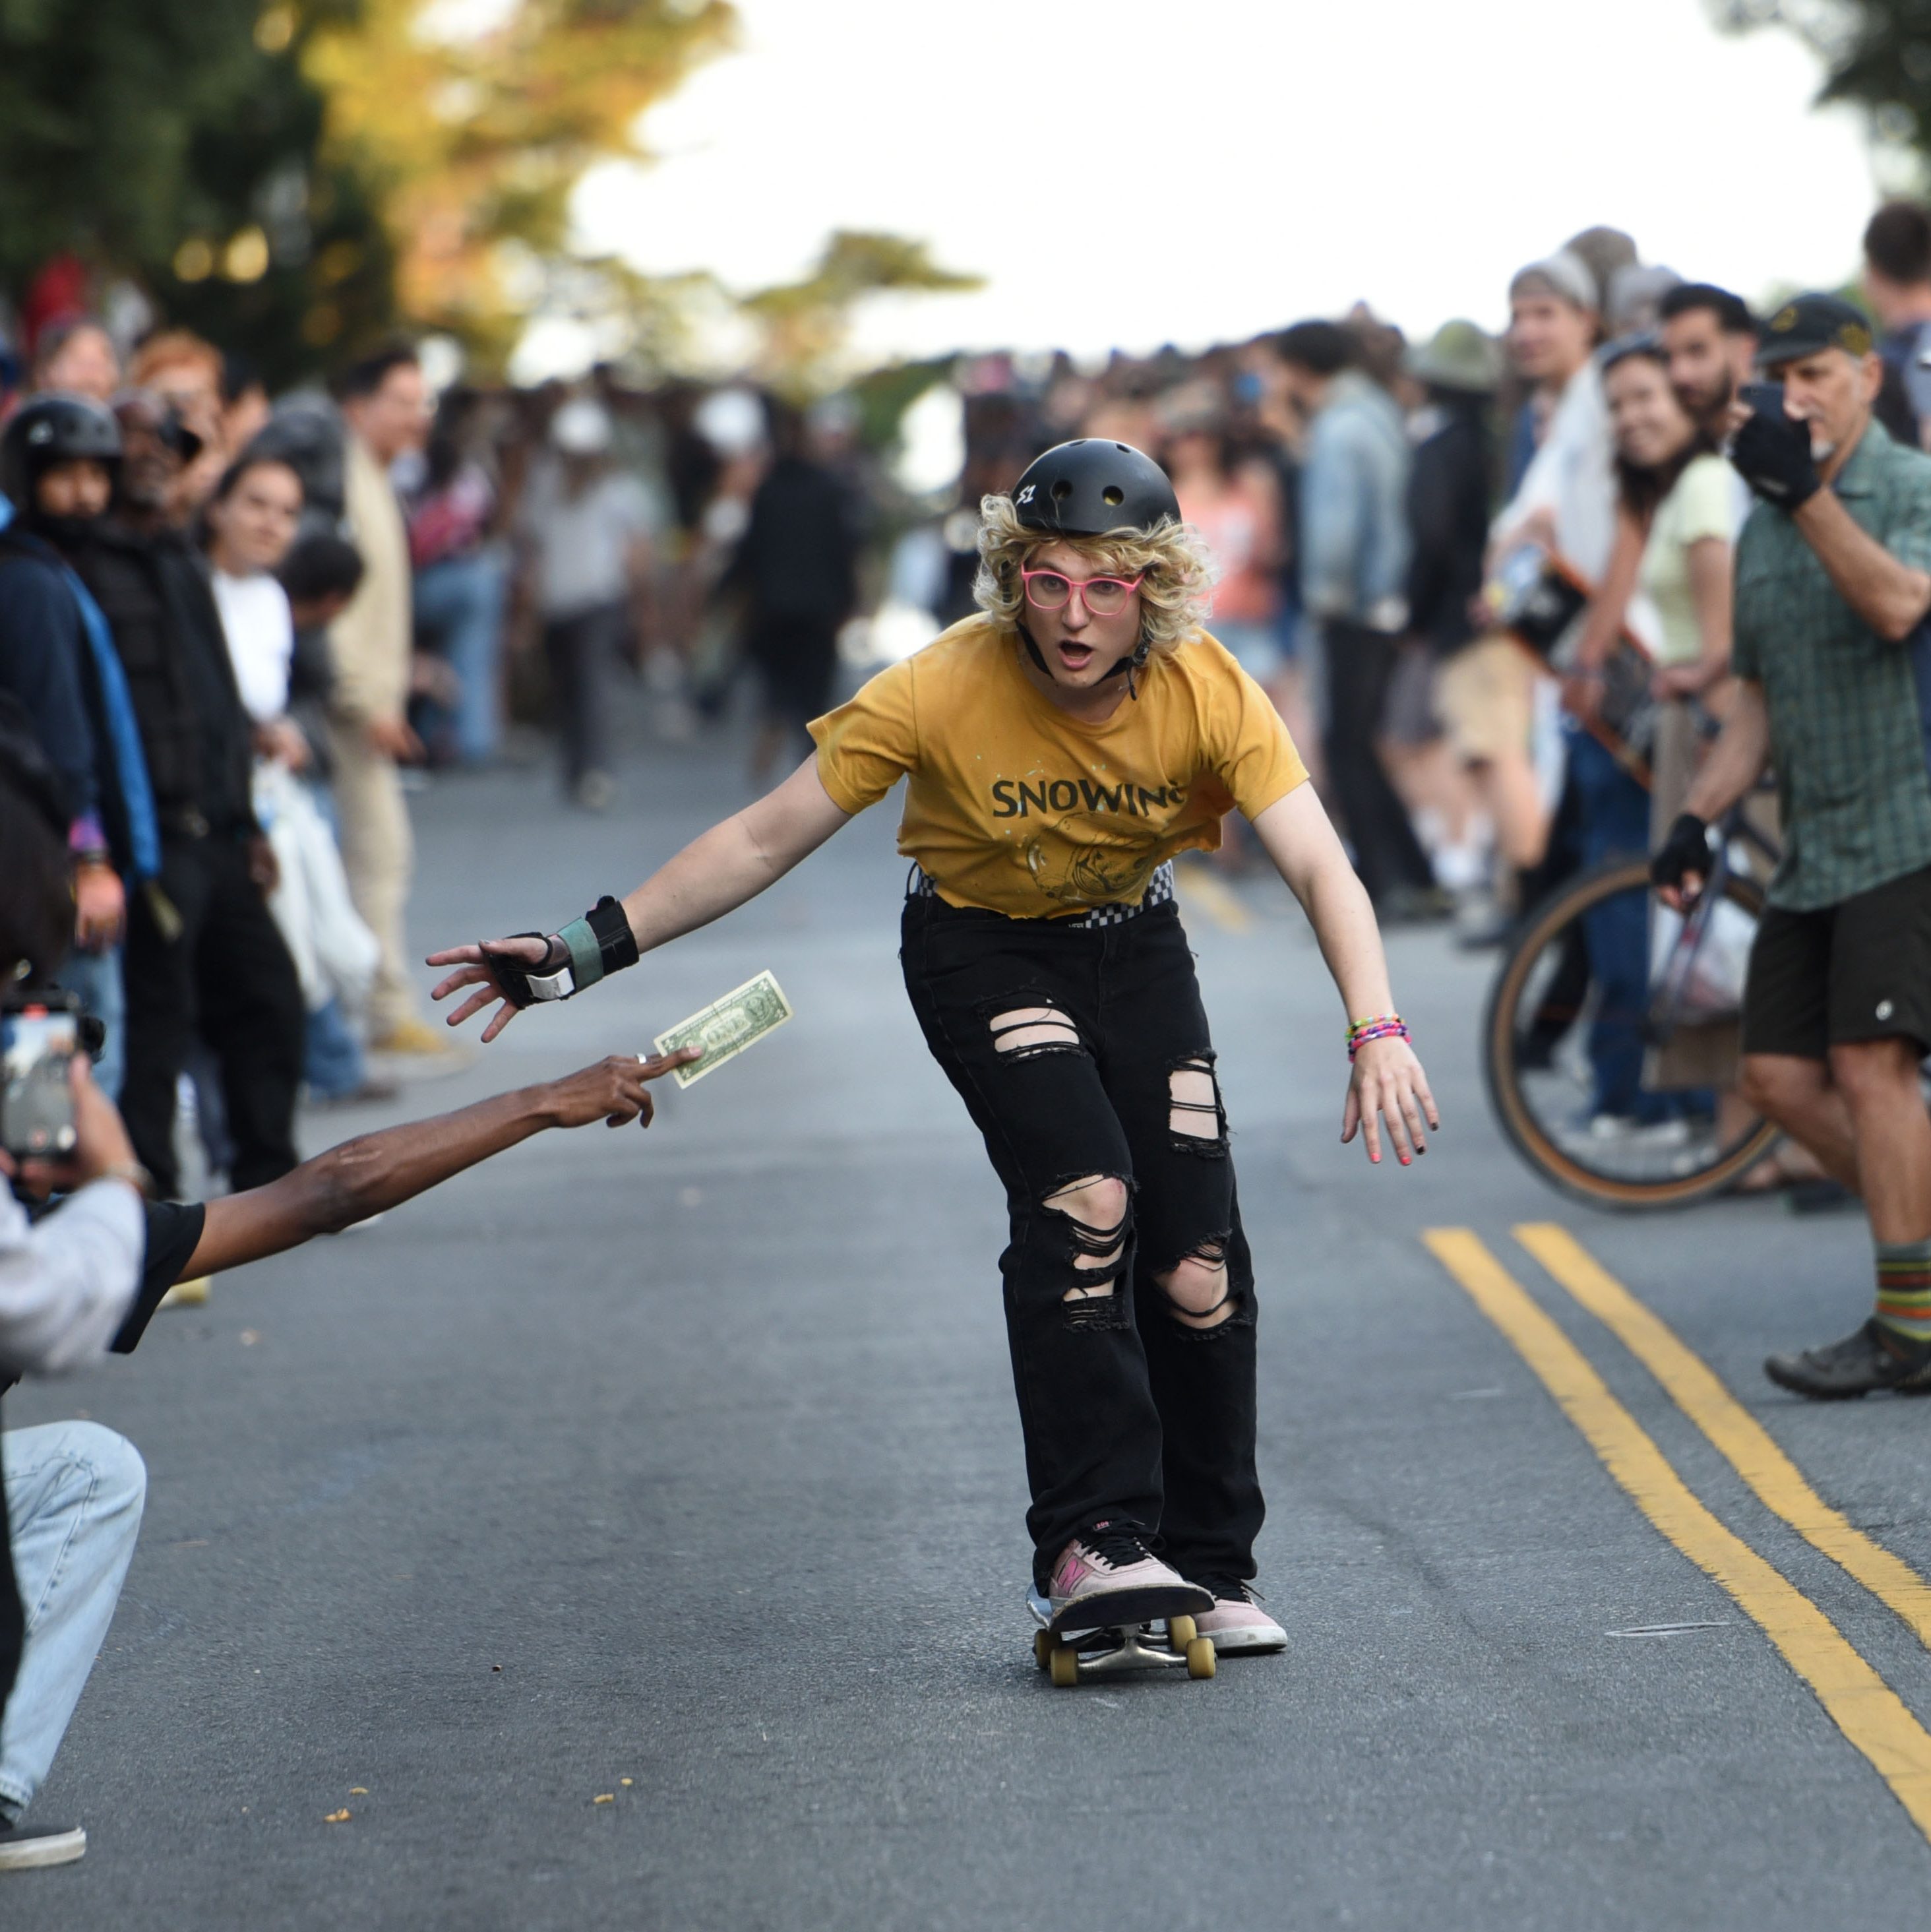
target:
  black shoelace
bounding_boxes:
[1083,1520,1155,1568]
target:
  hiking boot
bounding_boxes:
[1764,1319,1931,1400]
[1190,1577,1287,1654]
[0,1817,86,1871]
[1045,1520,1211,1631]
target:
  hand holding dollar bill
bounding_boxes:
[652,970,795,1089]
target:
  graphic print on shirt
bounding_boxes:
[1024,812,1165,904]
[985,772,1192,904]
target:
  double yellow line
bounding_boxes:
[1425,1224,1931,1837]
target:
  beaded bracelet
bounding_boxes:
[1345,1013,1411,1062]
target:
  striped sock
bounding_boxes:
[1874,1237,1931,1344]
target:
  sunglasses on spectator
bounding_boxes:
[1020,568,1146,617]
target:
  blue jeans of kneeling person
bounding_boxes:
[0,1423,146,1823]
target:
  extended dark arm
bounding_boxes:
[179,1053,693,1280]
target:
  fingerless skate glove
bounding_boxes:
[483,895,639,1007]
[1729,408,1820,509]
[1650,813,1712,896]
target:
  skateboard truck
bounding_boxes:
[1031,1609,1217,1687]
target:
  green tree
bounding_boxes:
[0,0,736,382]
[0,0,386,385]
[1713,1,1931,164]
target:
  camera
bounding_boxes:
[1,986,81,1160]
[1738,381,1789,421]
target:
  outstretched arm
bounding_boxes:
[428,755,851,1040]
[1250,783,1440,1166]
[179,1051,697,1280]
[621,753,851,953]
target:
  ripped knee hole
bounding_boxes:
[991,1005,1084,1058]
[1045,1173,1129,1303]
[1159,1246,1234,1328]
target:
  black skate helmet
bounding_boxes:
[1010,437,1179,538]
[1,393,122,507]
[1006,438,1179,694]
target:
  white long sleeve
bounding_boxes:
[0,1179,144,1376]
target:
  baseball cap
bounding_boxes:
[1756,293,1876,369]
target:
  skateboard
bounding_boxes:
[1028,1588,1217,1687]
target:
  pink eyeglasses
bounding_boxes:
[1020,567,1146,617]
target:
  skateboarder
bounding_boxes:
[428,440,1437,1656]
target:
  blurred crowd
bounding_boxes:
[9,197,1931,1191]
[0,317,874,1210]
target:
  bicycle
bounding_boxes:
[1482,799,1783,1208]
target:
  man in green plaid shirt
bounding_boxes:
[1651,292,1931,1398]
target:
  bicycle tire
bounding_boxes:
[1482,857,1781,1209]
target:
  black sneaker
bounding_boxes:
[1764,1319,1931,1400]
[0,1817,86,1871]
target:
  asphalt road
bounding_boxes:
[13,710,1931,1930]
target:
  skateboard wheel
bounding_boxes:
[1049,1644,1081,1688]
[1033,1629,1053,1669]
[1168,1615,1197,1649]
[1185,1636,1216,1679]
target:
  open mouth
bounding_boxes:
[1054,640,1096,673]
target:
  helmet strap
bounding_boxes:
[1103,634,1152,700]
[1017,617,1148,700]
[1016,615,1051,678]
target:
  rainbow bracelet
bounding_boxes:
[1346,1013,1410,1061]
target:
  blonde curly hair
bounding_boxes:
[971,493,1218,656]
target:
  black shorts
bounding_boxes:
[1741,863,1931,1061]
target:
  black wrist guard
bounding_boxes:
[482,896,639,1008]
[1649,813,1711,893]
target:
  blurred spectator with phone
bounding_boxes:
[0,722,150,1871]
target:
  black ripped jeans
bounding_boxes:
[900,891,1262,1588]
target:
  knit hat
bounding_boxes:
[1508,250,1597,314]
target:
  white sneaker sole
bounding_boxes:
[0,1825,86,1870]
[1201,1622,1287,1654]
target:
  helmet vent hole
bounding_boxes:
[1115,443,1131,453]
[1051,479,1074,502]
[1102,485,1124,507]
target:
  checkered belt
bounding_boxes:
[907,861,1175,929]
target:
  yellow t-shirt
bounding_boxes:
[809,616,1309,918]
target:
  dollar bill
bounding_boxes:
[652,970,795,1089]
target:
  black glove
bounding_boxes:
[1650,812,1712,898]
[1729,407,1820,509]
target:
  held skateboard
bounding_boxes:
[1487,542,1657,787]
[1028,1588,1217,1687]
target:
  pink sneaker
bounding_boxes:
[1191,1579,1287,1654]
[1046,1521,1212,1632]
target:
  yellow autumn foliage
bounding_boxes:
[303,0,735,365]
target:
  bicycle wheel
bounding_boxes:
[1482,857,1781,1208]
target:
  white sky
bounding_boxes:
[570,0,1880,367]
